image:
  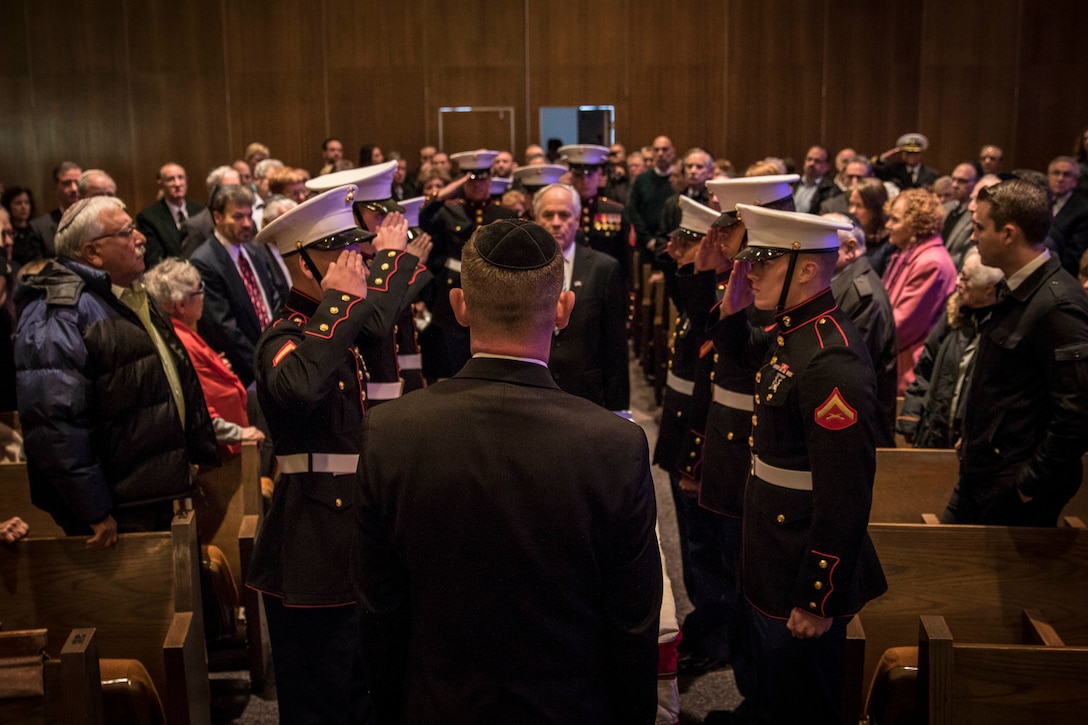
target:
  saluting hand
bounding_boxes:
[406,231,433,266]
[374,212,409,252]
[719,259,754,316]
[322,250,368,299]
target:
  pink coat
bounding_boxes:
[882,236,957,394]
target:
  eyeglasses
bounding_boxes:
[187,280,206,297]
[89,222,138,244]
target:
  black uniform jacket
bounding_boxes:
[720,289,887,619]
[246,249,418,606]
[577,195,632,288]
[356,356,661,724]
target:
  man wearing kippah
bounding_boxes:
[357,219,662,724]
[711,206,886,725]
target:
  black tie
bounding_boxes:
[176,209,186,228]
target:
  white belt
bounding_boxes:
[397,353,422,370]
[666,372,694,397]
[713,384,754,412]
[277,453,359,476]
[367,381,404,400]
[444,258,462,273]
[752,455,813,491]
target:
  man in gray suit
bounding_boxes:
[942,162,978,269]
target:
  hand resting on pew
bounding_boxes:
[86,514,118,549]
[0,515,28,542]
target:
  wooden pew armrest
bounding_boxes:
[920,513,940,525]
[918,615,953,725]
[60,628,104,725]
[163,611,211,725]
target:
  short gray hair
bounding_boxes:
[143,258,202,311]
[78,169,116,197]
[824,212,866,251]
[962,247,1004,288]
[532,183,581,219]
[263,194,297,227]
[205,165,238,194]
[55,196,126,258]
[254,158,284,181]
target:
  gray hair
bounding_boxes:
[532,183,581,218]
[143,258,202,311]
[209,185,256,214]
[962,247,1004,288]
[825,212,867,251]
[77,169,116,197]
[254,158,284,181]
[205,165,238,194]
[55,196,126,258]
[262,194,297,227]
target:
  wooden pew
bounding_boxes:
[0,510,211,725]
[871,448,1088,523]
[0,627,105,725]
[844,522,1088,724]
[192,440,268,691]
[916,612,1088,724]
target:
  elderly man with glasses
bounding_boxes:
[14,195,217,548]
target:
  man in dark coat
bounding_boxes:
[15,196,217,544]
[136,162,206,268]
[357,218,662,724]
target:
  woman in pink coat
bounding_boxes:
[881,188,958,394]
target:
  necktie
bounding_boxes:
[176,209,186,228]
[238,252,271,329]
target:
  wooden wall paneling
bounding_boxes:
[1014,0,1088,173]
[324,0,429,170]
[525,0,628,149]
[125,0,231,211]
[625,0,728,162]
[222,0,329,174]
[422,0,526,153]
[24,0,135,204]
[821,0,923,162]
[917,0,1019,178]
[0,1,42,204]
[724,0,826,170]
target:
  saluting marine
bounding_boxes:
[246,183,420,725]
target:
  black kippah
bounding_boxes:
[474,219,558,270]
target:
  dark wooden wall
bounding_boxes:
[2,0,1086,213]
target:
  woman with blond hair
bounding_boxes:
[881,188,958,394]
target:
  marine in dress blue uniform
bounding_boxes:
[560,144,634,290]
[715,205,886,725]
[245,184,420,725]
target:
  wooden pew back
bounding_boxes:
[0,511,210,725]
[0,462,65,538]
[871,448,1088,523]
[858,523,1088,698]
[918,614,1088,724]
[193,441,261,586]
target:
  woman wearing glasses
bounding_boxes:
[144,258,263,454]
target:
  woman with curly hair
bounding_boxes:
[882,187,958,393]
[848,177,894,276]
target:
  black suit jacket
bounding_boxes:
[179,208,215,258]
[1051,192,1088,275]
[28,209,62,257]
[357,356,661,724]
[875,161,941,191]
[137,198,206,268]
[189,236,284,387]
[550,245,630,410]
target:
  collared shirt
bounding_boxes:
[1052,191,1072,218]
[166,199,188,228]
[561,241,576,293]
[113,282,186,426]
[792,176,822,213]
[653,164,675,178]
[1005,248,1050,292]
[215,231,272,319]
[473,352,548,368]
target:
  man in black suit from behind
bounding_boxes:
[357,218,661,724]
[136,162,206,268]
[538,183,630,414]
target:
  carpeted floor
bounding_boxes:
[223,352,743,724]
